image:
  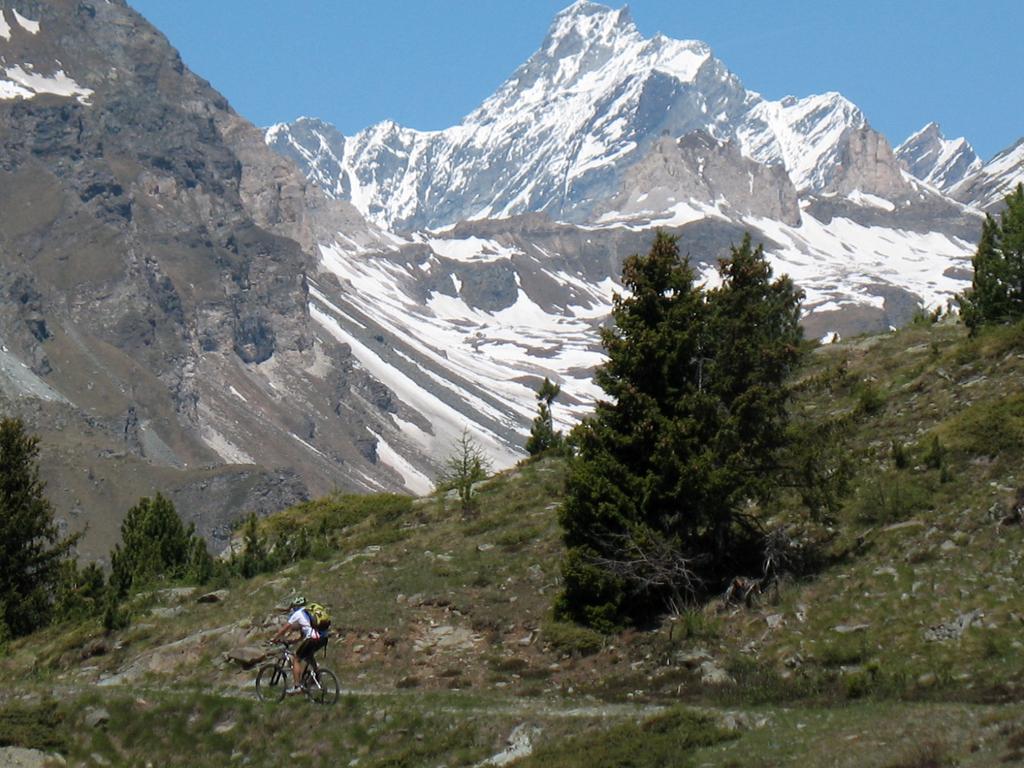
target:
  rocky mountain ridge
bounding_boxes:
[0,0,447,557]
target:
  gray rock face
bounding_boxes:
[599,131,801,226]
[826,126,911,199]
[0,0,440,559]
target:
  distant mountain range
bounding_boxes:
[0,0,1021,558]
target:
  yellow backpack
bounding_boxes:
[305,602,331,631]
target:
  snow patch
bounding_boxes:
[368,428,433,495]
[0,64,94,103]
[12,9,40,34]
[847,190,896,212]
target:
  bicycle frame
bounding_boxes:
[266,642,323,685]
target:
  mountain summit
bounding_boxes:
[896,122,982,191]
[269,1,968,240]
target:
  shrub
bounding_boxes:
[0,699,68,753]
[541,618,604,657]
[851,472,932,525]
[855,381,886,415]
[920,434,945,471]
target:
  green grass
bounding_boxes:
[518,708,733,768]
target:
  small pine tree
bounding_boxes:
[436,428,492,513]
[110,493,207,595]
[0,418,75,638]
[53,560,107,623]
[238,513,269,578]
[525,377,564,455]
[959,183,1024,332]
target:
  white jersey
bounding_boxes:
[288,607,320,640]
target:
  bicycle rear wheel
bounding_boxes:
[256,663,287,702]
[305,667,339,705]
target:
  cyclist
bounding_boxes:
[270,595,328,695]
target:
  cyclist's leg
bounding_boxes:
[292,640,311,688]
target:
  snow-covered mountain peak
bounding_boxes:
[897,122,981,192]
[544,0,637,49]
[738,91,865,192]
[480,0,711,119]
[268,2,954,231]
[949,137,1024,211]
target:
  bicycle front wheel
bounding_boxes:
[256,663,286,702]
[306,667,339,705]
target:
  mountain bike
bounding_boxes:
[255,640,339,705]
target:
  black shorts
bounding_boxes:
[296,633,328,661]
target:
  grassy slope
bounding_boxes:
[4,319,1024,766]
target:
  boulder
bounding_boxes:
[84,706,110,729]
[224,646,270,668]
[699,660,733,685]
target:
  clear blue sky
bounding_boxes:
[129,1,1022,160]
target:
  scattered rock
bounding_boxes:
[477,543,494,552]
[924,609,984,642]
[475,724,541,767]
[197,589,229,604]
[213,720,237,735]
[765,613,784,630]
[0,746,66,767]
[917,672,939,688]
[84,706,110,729]
[881,519,925,533]
[833,623,871,634]
[720,712,770,732]
[699,660,733,685]
[940,539,957,553]
[149,606,185,619]
[155,586,198,602]
[674,648,712,669]
[80,639,109,660]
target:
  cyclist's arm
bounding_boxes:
[270,621,298,643]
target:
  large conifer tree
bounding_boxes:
[960,183,1024,332]
[0,418,74,638]
[558,232,803,629]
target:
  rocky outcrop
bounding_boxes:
[600,131,801,225]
